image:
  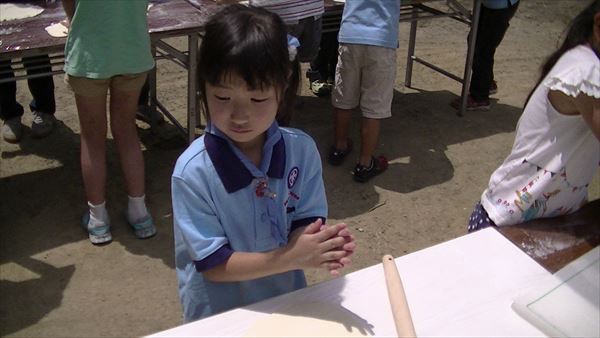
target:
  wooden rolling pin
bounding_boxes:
[382,254,417,338]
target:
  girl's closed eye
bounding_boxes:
[214,95,230,101]
[251,97,270,103]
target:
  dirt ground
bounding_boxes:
[1,1,598,337]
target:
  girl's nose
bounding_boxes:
[230,103,249,124]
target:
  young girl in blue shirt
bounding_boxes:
[172,5,356,322]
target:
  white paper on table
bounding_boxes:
[149,228,555,337]
[512,246,600,338]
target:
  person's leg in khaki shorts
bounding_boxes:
[353,45,395,182]
[108,74,156,239]
[108,74,146,201]
[330,44,395,182]
[329,44,361,166]
[66,76,111,205]
[67,73,155,244]
[67,75,113,243]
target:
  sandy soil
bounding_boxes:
[1,1,598,336]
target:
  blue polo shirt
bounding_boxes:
[172,122,327,322]
[338,0,401,49]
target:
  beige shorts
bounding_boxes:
[332,43,397,119]
[65,72,148,97]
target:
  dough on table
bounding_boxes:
[0,3,44,22]
[243,302,373,337]
[45,22,69,38]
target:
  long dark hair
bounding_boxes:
[197,4,300,125]
[525,0,600,105]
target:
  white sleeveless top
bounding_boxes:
[481,44,600,226]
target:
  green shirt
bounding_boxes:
[64,0,155,79]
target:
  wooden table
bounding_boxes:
[1,0,484,139]
[497,199,600,273]
[0,0,211,142]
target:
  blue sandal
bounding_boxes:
[129,214,157,239]
[82,212,112,245]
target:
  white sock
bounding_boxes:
[128,195,149,224]
[88,201,109,228]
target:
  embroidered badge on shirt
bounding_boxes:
[287,167,299,189]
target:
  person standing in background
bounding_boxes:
[451,0,520,110]
[1,54,57,142]
[306,30,339,97]
[328,0,401,183]
[62,0,157,244]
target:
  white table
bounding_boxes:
[149,228,560,337]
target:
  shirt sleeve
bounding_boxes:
[172,175,231,270]
[543,47,600,99]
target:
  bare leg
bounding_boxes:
[109,88,145,198]
[334,107,352,150]
[359,117,380,166]
[75,94,108,205]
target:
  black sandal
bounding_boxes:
[327,139,353,166]
[352,155,388,183]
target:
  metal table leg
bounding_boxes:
[459,0,482,116]
[404,6,418,88]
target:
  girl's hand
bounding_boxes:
[284,219,353,274]
[320,223,356,276]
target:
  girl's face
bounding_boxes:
[206,72,280,150]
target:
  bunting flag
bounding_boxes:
[522,158,588,190]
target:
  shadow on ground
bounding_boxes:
[0,120,185,336]
[293,89,522,220]
[0,89,521,335]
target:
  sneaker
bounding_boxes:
[310,80,331,97]
[128,214,157,239]
[450,95,490,111]
[82,212,112,245]
[31,112,56,138]
[489,81,498,95]
[327,139,353,166]
[353,155,388,183]
[1,117,23,143]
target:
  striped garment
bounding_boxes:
[250,0,324,23]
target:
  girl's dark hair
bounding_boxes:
[197,4,300,125]
[525,0,600,105]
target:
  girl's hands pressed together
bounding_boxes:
[322,222,356,276]
[284,218,356,276]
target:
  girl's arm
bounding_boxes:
[62,0,75,21]
[575,93,600,140]
[548,90,600,140]
[203,219,354,282]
